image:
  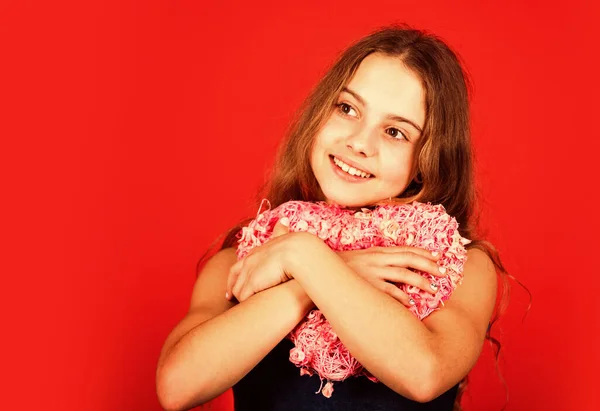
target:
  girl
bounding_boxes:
[156,26,504,411]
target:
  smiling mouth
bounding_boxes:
[330,155,374,179]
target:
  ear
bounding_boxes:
[272,218,290,238]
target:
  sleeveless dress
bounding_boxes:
[233,338,458,411]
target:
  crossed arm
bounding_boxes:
[156,231,497,410]
[278,233,497,401]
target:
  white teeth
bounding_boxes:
[333,157,371,178]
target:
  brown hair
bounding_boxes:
[205,24,526,410]
[222,25,476,240]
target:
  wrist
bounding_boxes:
[283,279,315,314]
[284,232,326,278]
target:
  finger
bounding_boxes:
[226,259,243,300]
[379,246,441,261]
[238,280,257,303]
[383,267,440,295]
[381,282,416,307]
[272,218,290,238]
[231,268,248,303]
[381,252,447,278]
[236,268,256,302]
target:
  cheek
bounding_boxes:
[310,131,324,161]
[380,150,415,183]
[316,116,352,146]
[310,132,327,171]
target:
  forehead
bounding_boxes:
[346,53,426,128]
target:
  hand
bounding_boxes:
[226,219,305,303]
[337,246,446,307]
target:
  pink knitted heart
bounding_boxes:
[236,200,470,397]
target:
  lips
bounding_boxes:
[329,155,374,179]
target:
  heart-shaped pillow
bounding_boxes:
[236,200,471,397]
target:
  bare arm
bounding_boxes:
[287,234,497,402]
[156,248,314,411]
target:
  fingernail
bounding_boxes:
[431,251,439,257]
[430,282,439,291]
[438,266,446,275]
[225,292,229,299]
[279,217,289,227]
[409,298,416,305]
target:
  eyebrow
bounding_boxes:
[341,87,423,134]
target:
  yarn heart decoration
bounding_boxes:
[236,200,471,398]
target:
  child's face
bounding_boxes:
[310,53,426,208]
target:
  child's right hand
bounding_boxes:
[337,246,446,307]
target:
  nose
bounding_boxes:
[345,126,377,157]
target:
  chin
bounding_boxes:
[321,189,375,208]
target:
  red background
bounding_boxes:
[2,1,599,410]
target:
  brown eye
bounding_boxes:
[337,103,358,117]
[386,127,407,141]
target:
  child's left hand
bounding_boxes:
[227,220,311,303]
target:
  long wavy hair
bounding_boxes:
[203,25,525,410]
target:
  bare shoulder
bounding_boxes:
[199,247,238,273]
[157,248,238,369]
[456,247,498,318]
[424,246,498,338]
[465,246,496,277]
[189,247,238,313]
[412,247,499,397]
[463,246,497,290]
[196,247,238,284]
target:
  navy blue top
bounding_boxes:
[233,338,458,411]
